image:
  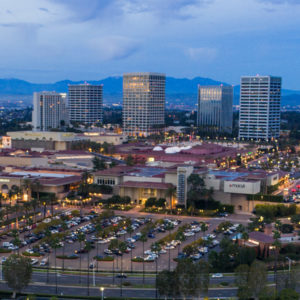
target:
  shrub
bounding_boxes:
[0,248,11,253]
[22,252,41,257]
[94,256,114,261]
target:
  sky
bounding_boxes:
[0,0,300,88]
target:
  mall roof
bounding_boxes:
[119,181,173,190]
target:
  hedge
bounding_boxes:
[56,255,78,260]
[94,256,114,261]
[0,248,11,253]
[23,252,41,257]
[247,194,284,203]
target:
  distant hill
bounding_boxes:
[0,77,299,108]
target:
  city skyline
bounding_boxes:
[0,0,299,89]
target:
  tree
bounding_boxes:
[273,230,282,291]
[140,233,148,283]
[50,236,60,294]
[175,259,210,299]
[201,222,208,238]
[125,155,135,166]
[279,288,299,300]
[166,186,176,210]
[118,241,127,297]
[3,254,32,298]
[151,242,162,298]
[85,241,93,296]
[235,264,251,299]
[77,232,85,284]
[92,156,106,171]
[145,197,156,208]
[156,270,179,299]
[61,222,68,272]
[248,260,268,299]
[175,231,186,255]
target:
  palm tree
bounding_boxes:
[45,228,51,283]
[165,223,173,271]
[166,186,176,212]
[151,242,161,299]
[140,234,148,284]
[201,223,208,238]
[50,236,60,295]
[119,241,127,297]
[85,241,93,296]
[21,178,32,202]
[127,225,134,272]
[273,230,281,292]
[30,199,38,223]
[78,232,85,284]
[32,179,42,205]
[175,231,185,255]
[61,222,68,272]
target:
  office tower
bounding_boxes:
[68,83,103,124]
[239,76,281,140]
[197,85,233,133]
[123,72,165,136]
[32,92,68,131]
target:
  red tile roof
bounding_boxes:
[249,232,274,244]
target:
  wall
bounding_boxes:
[224,180,261,195]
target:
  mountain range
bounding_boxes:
[0,77,299,108]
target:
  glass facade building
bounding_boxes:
[197,85,233,133]
[68,83,103,124]
[123,72,165,137]
[239,76,281,140]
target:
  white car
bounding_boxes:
[184,231,195,237]
[165,245,175,250]
[159,249,167,254]
[31,259,39,265]
[144,255,155,262]
[144,250,153,255]
[212,273,223,278]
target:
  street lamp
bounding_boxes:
[100,287,104,300]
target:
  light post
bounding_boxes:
[100,287,104,300]
[286,256,292,272]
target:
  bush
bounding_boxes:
[56,255,78,260]
[248,194,284,203]
[281,223,294,234]
[23,252,41,257]
[0,248,11,253]
[122,281,131,286]
[94,256,114,261]
[220,282,229,286]
[131,257,144,262]
[255,204,297,220]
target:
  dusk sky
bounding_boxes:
[0,0,299,88]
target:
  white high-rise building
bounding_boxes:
[123,72,165,137]
[68,83,103,124]
[32,92,68,131]
[197,85,233,133]
[239,76,281,140]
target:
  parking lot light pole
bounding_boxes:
[100,287,104,300]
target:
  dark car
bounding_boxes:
[116,273,127,278]
[75,248,88,254]
[148,233,155,238]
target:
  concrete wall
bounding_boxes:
[0,156,48,167]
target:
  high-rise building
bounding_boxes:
[197,85,233,133]
[123,72,165,136]
[68,83,103,124]
[239,76,281,140]
[32,91,68,131]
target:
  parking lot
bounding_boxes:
[0,208,247,274]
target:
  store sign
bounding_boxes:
[229,183,246,189]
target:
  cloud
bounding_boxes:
[47,0,214,22]
[258,0,300,4]
[39,7,49,12]
[88,36,140,61]
[185,47,217,61]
